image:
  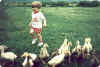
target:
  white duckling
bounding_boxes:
[58,38,68,54]
[51,48,59,57]
[48,53,65,67]
[67,41,72,51]
[76,40,81,50]
[86,37,92,50]
[82,37,92,55]
[22,52,34,67]
[72,47,76,53]
[75,40,82,56]
[0,46,17,61]
[39,43,49,59]
[28,53,37,61]
[63,42,72,64]
[72,40,81,53]
[0,45,8,49]
[63,41,72,56]
[60,41,72,56]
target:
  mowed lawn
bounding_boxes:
[3,7,100,59]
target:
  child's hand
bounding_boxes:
[43,24,47,28]
[29,22,32,28]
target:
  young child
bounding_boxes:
[29,1,47,46]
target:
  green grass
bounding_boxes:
[1,7,100,67]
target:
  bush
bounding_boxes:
[42,1,69,7]
[79,1,99,7]
[46,2,57,7]
[56,1,68,7]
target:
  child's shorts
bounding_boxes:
[30,28,42,34]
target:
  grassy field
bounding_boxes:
[1,7,100,67]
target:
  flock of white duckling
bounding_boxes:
[0,37,98,67]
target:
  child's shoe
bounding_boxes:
[32,39,37,44]
[38,42,43,46]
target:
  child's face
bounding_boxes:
[32,7,39,11]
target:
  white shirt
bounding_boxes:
[32,11,45,28]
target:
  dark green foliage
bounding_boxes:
[79,1,99,7]
[5,1,100,7]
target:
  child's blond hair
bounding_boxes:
[32,1,42,9]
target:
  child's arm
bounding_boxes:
[40,12,47,28]
[43,19,47,28]
[29,19,33,28]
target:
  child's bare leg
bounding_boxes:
[37,33,43,43]
[37,33,43,46]
[30,28,37,44]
